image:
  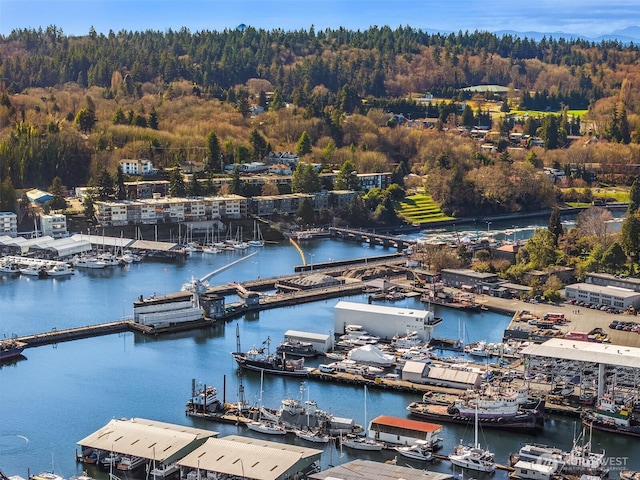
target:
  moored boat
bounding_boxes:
[394,439,435,461]
[448,400,496,473]
[116,455,145,471]
[341,433,385,451]
[407,401,542,431]
[247,420,287,435]
[620,471,640,480]
[0,262,20,274]
[275,340,318,358]
[294,428,331,443]
[581,395,640,437]
[0,339,26,361]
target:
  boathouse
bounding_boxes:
[334,301,438,341]
[368,415,443,446]
[401,361,482,389]
[76,417,217,470]
[177,435,322,480]
[309,459,452,480]
[283,330,332,353]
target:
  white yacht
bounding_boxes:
[247,420,287,435]
[341,434,385,451]
[448,401,496,473]
[73,256,107,269]
[47,264,73,276]
[395,439,435,461]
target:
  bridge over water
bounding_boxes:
[329,227,417,250]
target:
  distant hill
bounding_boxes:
[493,26,640,44]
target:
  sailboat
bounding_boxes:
[246,370,287,435]
[248,221,265,247]
[341,385,384,451]
[448,397,496,473]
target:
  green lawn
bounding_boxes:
[396,194,454,224]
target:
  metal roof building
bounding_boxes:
[177,435,322,480]
[309,459,452,480]
[520,338,640,399]
[520,337,640,369]
[77,418,217,468]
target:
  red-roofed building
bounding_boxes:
[368,415,443,448]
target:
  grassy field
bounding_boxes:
[509,109,588,118]
[396,194,454,224]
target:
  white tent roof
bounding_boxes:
[520,337,640,368]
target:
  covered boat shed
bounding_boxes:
[177,435,322,480]
[30,236,92,258]
[309,459,452,480]
[283,330,333,353]
[76,417,217,469]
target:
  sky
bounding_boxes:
[0,0,639,39]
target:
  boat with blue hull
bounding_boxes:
[0,339,26,361]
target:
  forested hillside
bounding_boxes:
[1,25,640,218]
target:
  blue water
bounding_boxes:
[1,217,637,478]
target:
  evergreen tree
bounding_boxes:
[112,107,126,125]
[296,131,312,157]
[230,165,243,195]
[538,115,558,149]
[169,167,186,197]
[619,213,640,264]
[602,242,627,273]
[628,178,640,215]
[291,163,321,193]
[297,197,316,226]
[148,108,159,130]
[48,176,68,209]
[237,97,251,118]
[0,177,17,213]
[115,166,126,200]
[189,174,202,197]
[335,160,360,191]
[75,108,96,133]
[250,129,268,161]
[96,168,115,199]
[548,206,563,246]
[205,130,221,172]
[270,90,285,111]
[460,105,475,127]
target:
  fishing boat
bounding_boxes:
[185,381,222,414]
[561,427,609,477]
[394,439,435,461]
[581,395,640,437]
[448,400,496,473]
[0,339,26,361]
[231,327,312,377]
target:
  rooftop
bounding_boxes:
[520,337,640,368]
[335,300,432,319]
[370,415,443,433]
[309,459,452,480]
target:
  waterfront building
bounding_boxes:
[334,301,438,341]
[282,330,333,353]
[177,435,322,480]
[440,268,500,293]
[77,417,216,470]
[0,212,18,237]
[564,282,640,310]
[586,272,640,293]
[39,213,68,239]
[520,338,640,399]
[309,459,452,480]
[133,291,204,328]
[368,415,444,447]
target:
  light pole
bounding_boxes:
[486,221,492,233]
[309,253,314,272]
[512,225,517,243]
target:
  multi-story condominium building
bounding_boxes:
[124,180,170,199]
[119,159,156,176]
[0,212,18,237]
[94,195,248,226]
[357,172,393,191]
[39,213,68,238]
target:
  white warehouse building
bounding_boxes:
[334,301,440,342]
[564,282,640,311]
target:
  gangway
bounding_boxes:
[199,251,257,283]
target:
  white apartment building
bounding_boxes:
[0,212,18,237]
[119,159,156,176]
[39,213,68,238]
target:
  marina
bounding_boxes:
[1,215,639,478]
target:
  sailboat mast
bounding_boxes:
[474,397,479,448]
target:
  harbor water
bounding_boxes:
[1,215,636,478]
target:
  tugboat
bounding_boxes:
[581,395,640,437]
